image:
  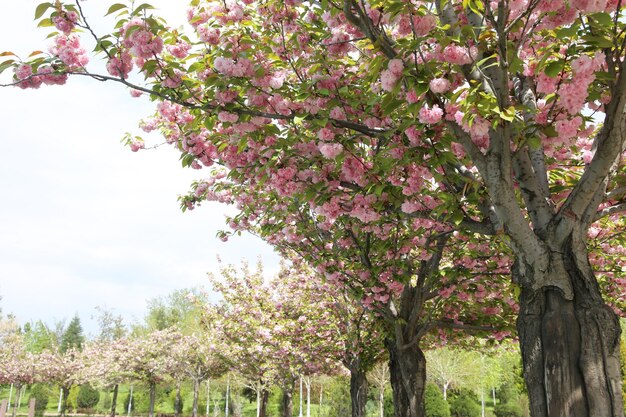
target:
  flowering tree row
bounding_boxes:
[3,1,626,416]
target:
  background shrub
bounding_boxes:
[424,383,450,417]
[448,389,480,417]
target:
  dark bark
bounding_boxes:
[516,239,624,417]
[60,386,70,417]
[386,339,426,417]
[258,388,269,417]
[148,382,156,417]
[281,385,294,417]
[349,367,368,417]
[192,379,200,417]
[174,384,182,417]
[110,384,119,417]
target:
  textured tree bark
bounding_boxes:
[516,240,624,417]
[349,367,368,417]
[281,385,294,417]
[386,340,426,417]
[110,384,119,417]
[258,388,269,417]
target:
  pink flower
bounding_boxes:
[317,127,335,141]
[418,104,444,124]
[429,78,451,94]
[319,143,344,159]
[218,111,239,123]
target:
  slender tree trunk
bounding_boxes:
[17,386,24,409]
[318,384,323,417]
[174,383,182,417]
[386,339,427,417]
[110,384,119,417]
[258,388,269,417]
[127,386,133,416]
[349,367,368,417]
[299,377,303,417]
[492,387,496,407]
[305,378,310,417]
[225,377,230,417]
[379,382,384,417]
[148,382,156,417]
[480,391,485,417]
[281,384,294,417]
[57,388,62,414]
[60,386,70,417]
[205,380,210,417]
[516,238,624,417]
[7,384,12,412]
[10,384,20,417]
[192,379,200,417]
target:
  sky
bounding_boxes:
[0,1,281,336]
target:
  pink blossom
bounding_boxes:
[317,127,335,141]
[418,104,444,124]
[319,143,344,159]
[429,78,451,94]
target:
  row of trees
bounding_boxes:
[2,0,626,415]
[0,259,524,417]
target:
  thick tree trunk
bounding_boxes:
[281,385,294,417]
[148,382,156,417]
[349,367,368,417]
[516,240,624,417]
[386,340,426,417]
[258,388,269,417]
[110,384,119,417]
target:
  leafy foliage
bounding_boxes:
[424,383,450,417]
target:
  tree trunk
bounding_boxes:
[386,339,426,417]
[10,384,20,417]
[516,239,624,417]
[148,382,156,417]
[110,384,119,417]
[349,367,368,417]
[281,385,294,417]
[174,383,182,417]
[258,388,269,417]
[192,379,199,417]
[60,386,70,417]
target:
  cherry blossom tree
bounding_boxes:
[122,328,182,417]
[0,331,36,417]
[36,347,86,417]
[170,333,227,417]
[4,1,626,416]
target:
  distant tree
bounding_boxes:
[22,321,57,353]
[424,383,450,417]
[141,288,208,334]
[60,316,84,353]
[93,307,126,342]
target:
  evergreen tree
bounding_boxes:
[60,315,84,353]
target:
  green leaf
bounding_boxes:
[34,2,53,20]
[591,12,613,27]
[544,61,564,77]
[131,3,155,16]
[105,3,128,16]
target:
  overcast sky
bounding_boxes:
[0,1,281,336]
